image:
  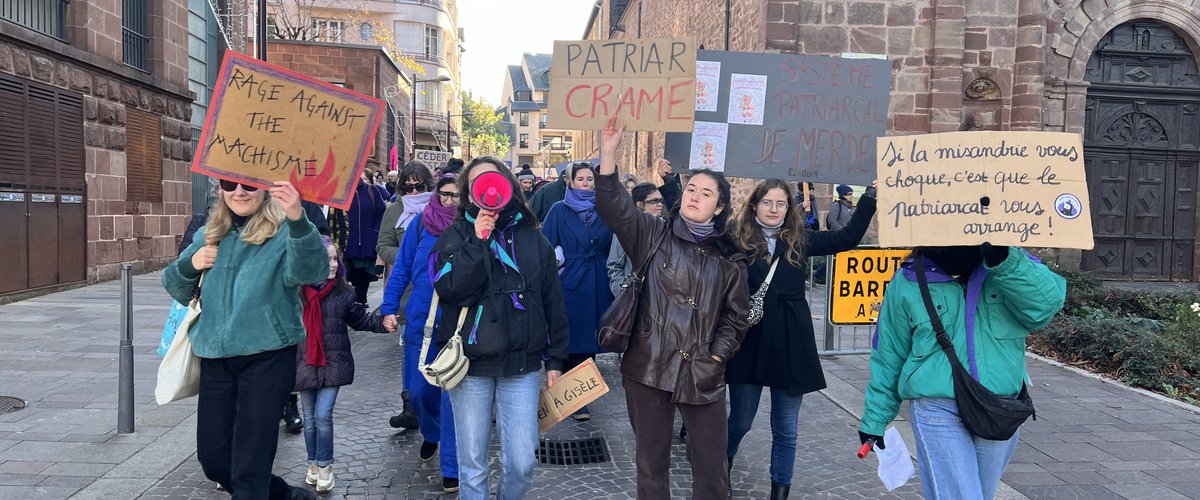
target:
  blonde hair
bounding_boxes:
[204,190,286,245]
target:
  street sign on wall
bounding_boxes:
[828,248,911,325]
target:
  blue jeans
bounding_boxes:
[299,387,340,467]
[909,398,1021,500]
[726,384,804,485]
[448,372,541,500]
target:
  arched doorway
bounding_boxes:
[1083,19,1200,280]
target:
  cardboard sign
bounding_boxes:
[876,131,1093,249]
[547,38,696,132]
[537,358,609,432]
[415,150,450,171]
[664,51,891,183]
[829,249,911,325]
[192,52,385,210]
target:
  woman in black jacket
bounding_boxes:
[726,179,876,499]
[431,156,570,500]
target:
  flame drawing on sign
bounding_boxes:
[290,146,341,203]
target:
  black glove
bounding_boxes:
[980,242,1009,267]
[859,431,885,450]
[863,185,877,199]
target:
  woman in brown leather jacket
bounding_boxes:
[595,117,751,499]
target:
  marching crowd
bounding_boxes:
[162,118,1066,500]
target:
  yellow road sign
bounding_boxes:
[828,248,911,325]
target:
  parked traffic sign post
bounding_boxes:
[828,248,910,325]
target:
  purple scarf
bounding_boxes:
[563,187,597,226]
[422,192,457,236]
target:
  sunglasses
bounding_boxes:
[219,180,258,192]
[437,190,458,198]
[400,183,427,193]
[643,199,665,206]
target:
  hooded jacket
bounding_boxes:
[860,247,1066,436]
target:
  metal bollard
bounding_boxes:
[118,263,135,434]
[823,260,836,352]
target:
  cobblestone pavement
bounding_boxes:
[1,274,1198,499]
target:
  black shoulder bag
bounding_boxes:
[913,257,1035,441]
[597,225,669,353]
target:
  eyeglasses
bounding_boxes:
[400,183,427,193]
[758,200,789,211]
[643,198,665,206]
[437,190,458,199]
[219,180,259,192]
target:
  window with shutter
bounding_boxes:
[56,92,84,193]
[0,75,25,189]
[27,85,57,190]
[125,107,162,202]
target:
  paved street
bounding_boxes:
[0,274,1198,499]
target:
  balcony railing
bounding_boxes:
[403,52,445,67]
[122,0,150,72]
[397,0,445,12]
[415,110,447,123]
[1,0,68,41]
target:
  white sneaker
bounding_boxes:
[316,465,335,493]
[305,463,319,485]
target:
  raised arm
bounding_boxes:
[596,116,664,263]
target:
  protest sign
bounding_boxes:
[192,51,384,210]
[547,38,696,132]
[876,131,1094,249]
[664,50,891,183]
[829,248,911,325]
[415,150,450,171]
[537,358,609,433]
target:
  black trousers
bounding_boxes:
[623,377,729,500]
[346,266,374,305]
[197,346,298,500]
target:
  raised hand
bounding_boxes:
[474,209,497,240]
[269,181,304,221]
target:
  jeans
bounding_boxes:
[300,387,340,467]
[909,398,1021,500]
[196,346,297,500]
[726,384,804,485]
[448,371,541,500]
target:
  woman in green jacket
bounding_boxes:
[163,179,329,500]
[860,245,1065,500]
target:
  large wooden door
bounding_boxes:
[1083,20,1200,280]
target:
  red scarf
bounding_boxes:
[301,280,336,366]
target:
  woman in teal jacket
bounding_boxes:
[163,180,328,500]
[860,245,1065,500]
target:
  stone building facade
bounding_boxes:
[266,40,411,166]
[0,0,195,298]
[576,0,1200,280]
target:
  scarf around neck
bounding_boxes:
[563,187,597,226]
[301,280,336,366]
[396,191,433,229]
[682,216,715,242]
[422,192,457,236]
[757,216,783,257]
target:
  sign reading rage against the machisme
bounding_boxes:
[192,51,385,210]
[548,38,696,132]
[876,131,1094,249]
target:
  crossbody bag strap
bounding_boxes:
[627,224,669,285]
[762,257,780,289]
[419,292,472,366]
[912,257,966,370]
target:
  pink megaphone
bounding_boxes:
[470,171,514,239]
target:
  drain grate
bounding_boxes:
[0,396,25,415]
[537,436,611,465]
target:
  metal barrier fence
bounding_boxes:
[809,256,876,356]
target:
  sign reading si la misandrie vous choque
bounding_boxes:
[192,52,384,210]
[876,131,1094,250]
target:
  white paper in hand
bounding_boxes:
[875,427,915,491]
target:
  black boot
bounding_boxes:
[770,482,790,500]
[283,393,303,434]
[389,390,419,429]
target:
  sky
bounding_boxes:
[458,0,598,106]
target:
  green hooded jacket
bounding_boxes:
[860,247,1066,436]
[162,215,330,359]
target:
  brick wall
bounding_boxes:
[268,41,407,163]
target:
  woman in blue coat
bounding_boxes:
[541,162,614,421]
[380,175,461,493]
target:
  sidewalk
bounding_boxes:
[0,274,1195,499]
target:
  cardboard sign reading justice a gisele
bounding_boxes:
[876,131,1094,250]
